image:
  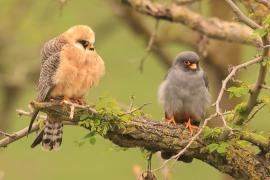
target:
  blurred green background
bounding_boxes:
[0,0,269,180]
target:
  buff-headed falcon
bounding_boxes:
[29,25,105,150]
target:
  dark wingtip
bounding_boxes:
[31,129,44,148]
[28,110,39,135]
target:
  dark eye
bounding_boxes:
[183,60,190,65]
[78,40,89,49]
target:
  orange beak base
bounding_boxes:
[189,63,197,70]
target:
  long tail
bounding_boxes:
[31,120,63,151]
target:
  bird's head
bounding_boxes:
[63,25,95,51]
[173,51,200,72]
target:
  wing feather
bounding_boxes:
[40,37,66,65]
[28,38,66,134]
[203,73,209,89]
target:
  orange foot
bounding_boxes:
[75,97,86,105]
[165,116,176,125]
[185,118,198,134]
[61,96,72,105]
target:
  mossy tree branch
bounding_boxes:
[1,100,270,179]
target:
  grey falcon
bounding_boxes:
[158,51,210,133]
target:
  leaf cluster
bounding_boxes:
[76,96,149,146]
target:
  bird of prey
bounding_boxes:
[29,25,105,150]
[158,51,210,133]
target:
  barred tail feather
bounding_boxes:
[42,121,63,151]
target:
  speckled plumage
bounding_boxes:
[29,25,105,150]
[158,51,210,123]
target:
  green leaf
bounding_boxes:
[263,15,270,26]
[89,136,96,145]
[262,56,270,66]
[203,127,224,139]
[217,142,229,154]
[206,143,219,153]
[237,140,251,148]
[227,86,249,98]
[253,28,267,37]
[237,140,261,154]
[203,126,212,138]
[233,103,247,114]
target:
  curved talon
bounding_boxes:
[165,116,176,125]
[61,96,71,105]
[77,97,86,105]
[185,118,198,134]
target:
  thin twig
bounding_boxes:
[174,0,200,5]
[255,0,270,8]
[246,103,266,123]
[16,109,47,120]
[0,130,15,138]
[0,124,39,147]
[215,56,262,126]
[261,84,270,90]
[263,44,270,49]
[120,102,152,116]
[139,20,160,72]
[128,95,135,111]
[224,0,262,29]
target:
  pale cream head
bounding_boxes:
[62,25,95,51]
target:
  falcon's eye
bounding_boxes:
[183,60,190,65]
[78,40,89,49]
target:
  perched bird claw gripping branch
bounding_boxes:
[28,25,105,151]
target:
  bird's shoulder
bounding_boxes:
[40,36,67,65]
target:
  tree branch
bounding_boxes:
[241,36,269,123]
[222,0,269,125]
[255,0,270,8]
[214,56,262,125]
[1,100,270,179]
[224,0,261,29]
[121,0,262,47]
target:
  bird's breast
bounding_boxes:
[159,70,210,119]
[50,46,105,98]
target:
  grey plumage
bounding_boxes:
[29,37,66,150]
[158,51,210,123]
[159,51,210,162]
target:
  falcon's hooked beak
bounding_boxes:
[189,63,197,70]
[88,44,95,51]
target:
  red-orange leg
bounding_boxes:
[185,117,198,134]
[165,116,176,125]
